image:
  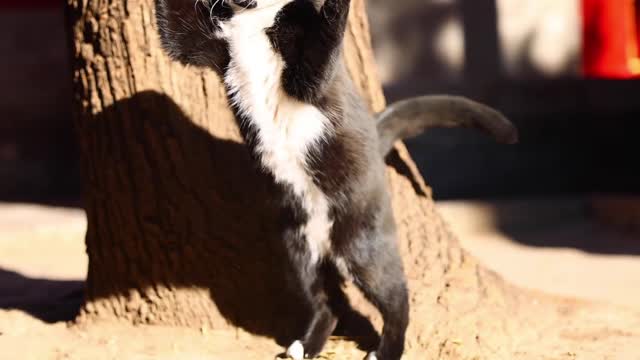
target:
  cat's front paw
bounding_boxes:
[364,352,378,360]
[286,340,305,360]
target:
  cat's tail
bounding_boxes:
[376,95,518,156]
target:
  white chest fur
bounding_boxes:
[221,4,333,263]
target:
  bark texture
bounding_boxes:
[66,0,640,358]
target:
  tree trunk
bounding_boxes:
[65,0,640,358]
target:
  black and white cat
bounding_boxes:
[155,1,517,359]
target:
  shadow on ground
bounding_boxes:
[0,267,84,323]
[471,197,640,256]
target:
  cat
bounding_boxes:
[155,1,517,359]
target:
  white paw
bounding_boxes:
[286,340,305,360]
[364,352,378,360]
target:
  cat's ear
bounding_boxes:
[155,0,231,70]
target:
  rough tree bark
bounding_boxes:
[65,0,640,358]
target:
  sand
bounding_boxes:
[1,198,639,359]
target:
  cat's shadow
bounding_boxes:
[75,90,385,350]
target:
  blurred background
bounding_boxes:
[367,0,639,199]
[1,0,639,313]
[2,0,640,201]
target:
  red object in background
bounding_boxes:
[582,0,640,78]
[0,0,59,9]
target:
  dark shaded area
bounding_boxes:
[0,8,81,207]
[472,197,640,256]
[385,150,428,197]
[511,223,640,255]
[0,123,81,207]
[460,0,502,99]
[403,79,640,200]
[0,268,83,323]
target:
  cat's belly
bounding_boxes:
[222,8,333,263]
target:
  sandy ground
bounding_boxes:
[439,197,640,308]
[1,198,639,359]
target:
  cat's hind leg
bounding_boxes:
[341,231,409,360]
